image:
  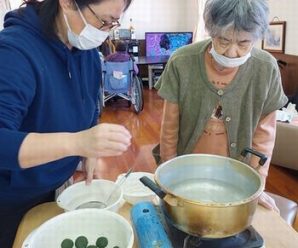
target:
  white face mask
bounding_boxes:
[64,5,109,50]
[209,45,251,68]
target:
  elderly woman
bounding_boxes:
[0,0,132,247]
[155,0,287,212]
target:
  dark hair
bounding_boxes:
[115,40,127,52]
[159,34,170,50]
[23,0,133,36]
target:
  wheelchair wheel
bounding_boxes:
[132,76,144,114]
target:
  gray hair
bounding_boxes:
[203,0,269,40]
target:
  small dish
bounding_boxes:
[117,172,157,205]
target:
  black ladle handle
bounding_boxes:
[241,147,268,166]
[140,176,166,199]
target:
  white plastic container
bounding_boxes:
[56,179,123,212]
[117,172,157,205]
[22,209,134,248]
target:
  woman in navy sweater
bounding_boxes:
[0,0,132,247]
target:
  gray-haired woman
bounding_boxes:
[155,0,287,212]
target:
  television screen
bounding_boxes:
[145,32,193,56]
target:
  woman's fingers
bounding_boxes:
[76,123,132,158]
[84,158,97,185]
[103,131,131,147]
[81,158,109,184]
[99,140,131,152]
[85,165,94,185]
[104,123,132,137]
[258,192,280,214]
[97,123,131,139]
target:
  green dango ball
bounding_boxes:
[61,238,74,248]
[96,236,108,248]
[75,236,88,248]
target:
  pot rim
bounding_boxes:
[154,154,264,207]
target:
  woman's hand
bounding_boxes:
[74,123,131,158]
[18,123,131,169]
[73,157,107,185]
[258,191,280,213]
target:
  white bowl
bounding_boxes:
[22,209,134,248]
[117,172,157,205]
[56,179,123,212]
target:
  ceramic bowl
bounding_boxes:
[22,209,134,248]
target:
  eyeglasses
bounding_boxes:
[87,5,121,31]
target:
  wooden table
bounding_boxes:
[13,202,298,248]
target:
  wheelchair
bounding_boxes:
[100,60,144,114]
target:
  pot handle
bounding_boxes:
[140,176,166,199]
[140,176,181,207]
[241,147,267,166]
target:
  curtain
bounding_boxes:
[193,0,209,42]
[0,0,11,30]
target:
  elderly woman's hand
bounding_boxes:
[258,191,280,214]
[74,123,131,158]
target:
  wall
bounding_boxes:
[186,0,198,36]
[9,0,21,9]
[0,0,11,29]
[0,0,22,30]
[120,0,198,39]
[3,1,298,55]
[2,1,198,38]
[268,0,298,55]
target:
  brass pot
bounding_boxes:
[141,151,265,238]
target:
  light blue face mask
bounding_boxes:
[209,45,252,68]
[63,4,109,50]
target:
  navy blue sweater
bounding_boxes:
[0,6,100,211]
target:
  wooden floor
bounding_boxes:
[99,87,298,203]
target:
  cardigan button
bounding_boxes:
[230,143,237,148]
[217,89,224,96]
[225,116,231,122]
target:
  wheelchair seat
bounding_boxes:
[101,60,143,113]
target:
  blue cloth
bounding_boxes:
[0,5,100,213]
[0,191,55,248]
[105,51,139,74]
